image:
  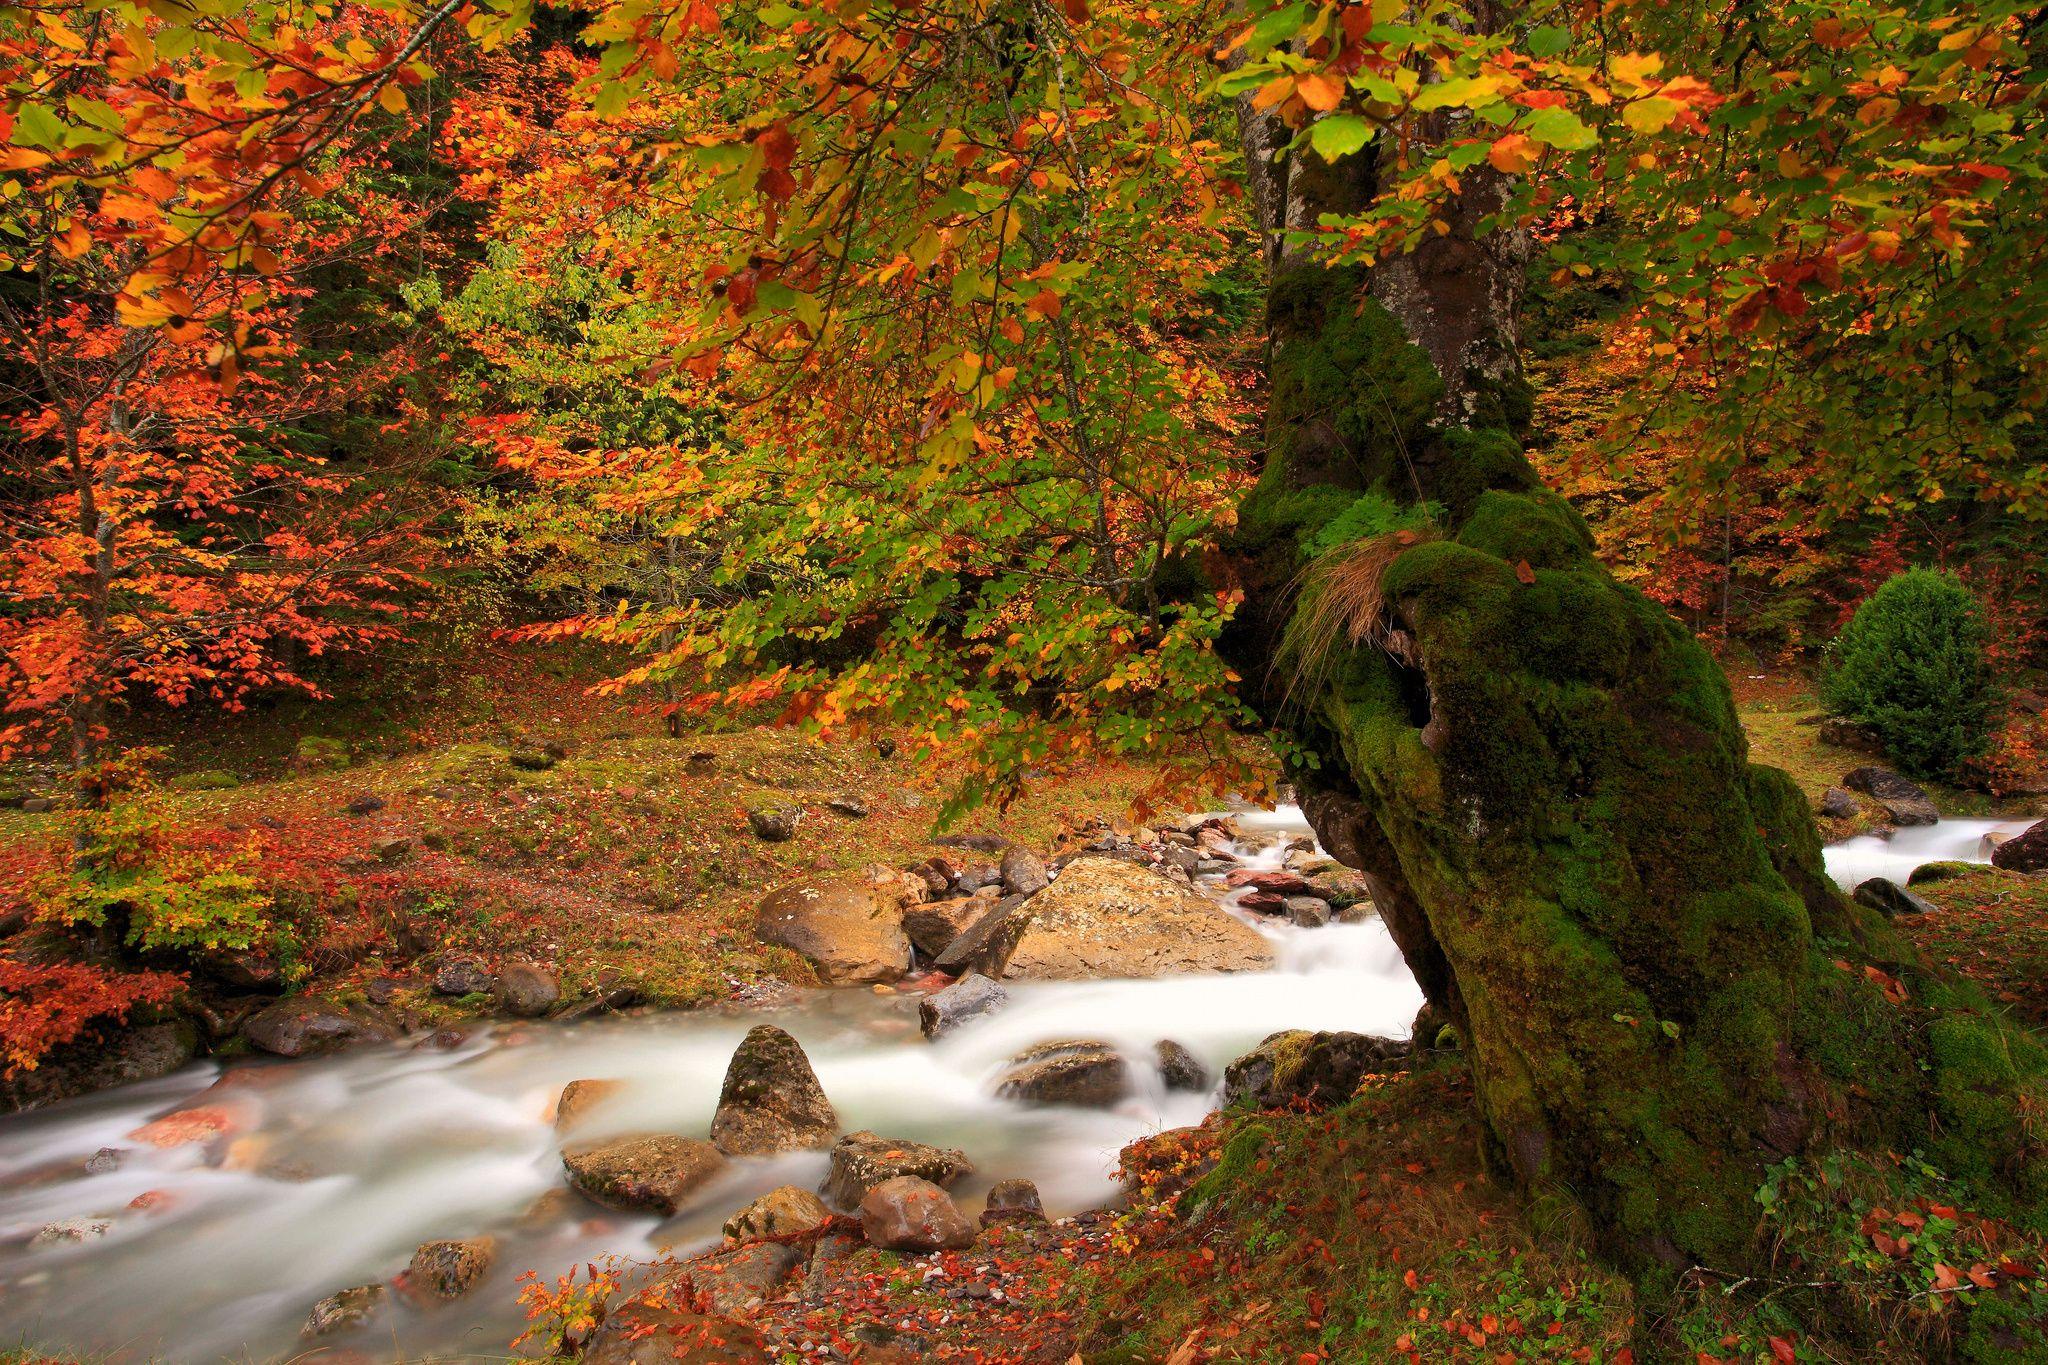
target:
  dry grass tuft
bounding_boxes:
[1275,528,1438,718]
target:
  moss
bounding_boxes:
[1454,487,1593,568]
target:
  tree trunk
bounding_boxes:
[1226,151,2048,1282]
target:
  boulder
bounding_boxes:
[820,1130,973,1211]
[1853,877,1939,918]
[1154,1040,1211,1092]
[1305,865,1372,910]
[407,1236,496,1299]
[497,963,560,1017]
[827,794,868,818]
[554,1078,626,1135]
[980,1178,1045,1228]
[302,1284,387,1338]
[931,895,1033,977]
[243,998,397,1059]
[432,957,494,996]
[563,1135,729,1215]
[755,868,922,985]
[1222,1030,1404,1110]
[1282,896,1331,928]
[994,1040,1131,1108]
[918,974,1008,1039]
[1991,819,2048,873]
[1843,767,1940,826]
[582,1300,771,1365]
[1,1020,197,1114]
[858,1176,976,1252]
[200,948,282,993]
[709,1025,838,1156]
[999,846,1050,897]
[746,806,802,842]
[902,896,997,958]
[683,1243,804,1316]
[1002,857,1275,979]
[1818,787,1860,820]
[723,1185,832,1243]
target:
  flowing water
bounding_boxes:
[0,807,2018,1362]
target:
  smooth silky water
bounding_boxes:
[0,807,2017,1360]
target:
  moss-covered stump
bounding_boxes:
[1226,261,2048,1287]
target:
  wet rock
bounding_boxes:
[827,794,868,818]
[683,1242,804,1315]
[581,1299,770,1365]
[1283,896,1332,928]
[746,805,802,842]
[754,867,922,985]
[858,1176,976,1252]
[994,1040,1130,1108]
[1222,1030,1404,1110]
[497,962,560,1017]
[1992,818,2048,873]
[1853,877,1939,918]
[1,1020,198,1114]
[243,999,396,1059]
[519,1187,580,1228]
[407,1236,496,1299]
[902,896,997,959]
[563,1135,729,1215]
[723,1185,832,1243]
[1003,857,1275,980]
[999,846,1050,897]
[1238,891,1286,916]
[710,1025,839,1157]
[981,1178,1045,1228]
[554,1078,626,1135]
[1411,1000,1455,1051]
[1224,868,1312,895]
[931,895,1033,978]
[431,957,494,996]
[1819,787,1860,820]
[820,1130,973,1211]
[918,973,1008,1039]
[85,1146,124,1174]
[129,1103,246,1149]
[1306,865,1372,910]
[31,1217,109,1247]
[1843,766,1940,826]
[1154,1040,1210,1092]
[302,1284,388,1338]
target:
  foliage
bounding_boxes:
[1821,569,1996,779]
[0,957,182,1076]
[515,1257,628,1359]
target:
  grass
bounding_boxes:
[1901,869,2048,1032]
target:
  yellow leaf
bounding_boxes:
[1610,52,1663,91]
[377,82,408,114]
[1297,73,1344,113]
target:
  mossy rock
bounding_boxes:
[1907,861,1980,886]
[295,736,350,771]
[167,769,239,792]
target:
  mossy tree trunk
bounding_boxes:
[1224,147,2048,1283]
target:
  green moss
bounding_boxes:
[1454,488,1593,568]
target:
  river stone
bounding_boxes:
[1222,1030,1405,1110]
[902,896,997,958]
[999,846,1050,897]
[31,1217,109,1246]
[1843,766,1940,826]
[981,1178,1045,1227]
[754,867,922,985]
[723,1184,832,1243]
[302,1283,387,1337]
[919,973,1008,1039]
[1853,877,1939,918]
[243,998,397,1059]
[931,894,1033,977]
[554,1078,626,1135]
[431,957,494,996]
[1819,786,1860,820]
[1,1020,198,1114]
[497,963,560,1017]
[994,1040,1131,1108]
[1283,895,1332,928]
[1992,818,2048,873]
[1002,856,1274,980]
[564,1135,729,1215]
[582,1298,771,1365]
[683,1242,805,1316]
[1154,1040,1211,1092]
[407,1236,496,1299]
[820,1130,973,1211]
[858,1176,976,1252]
[709,1025,838,1156]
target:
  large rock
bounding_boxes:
[755,868,922,985]
[1853,877,1938,918]
[582,1299,771,1365]
[302,1284,387,1338]
[497,963,560,1017]
[919,973,1008,1039]
[563,1135,729,1215]
[723,1185,832,1243]
[432,957,493,996]
[709,1026,838,1156]
[243,998,397,1059]
[1001,857,1274,979]
[1154,1040,1211,1092]
[1843,767,1940,826]
[981,1178,1045,1228]
[820,1130,972,1211]
[554,1078,626,1135]
[407,1236,495,1299]
[1818,786,1860,820]
[682,1243,804,1316]
[993,1040,1131,1108]
[747,805,802,842]
[999,846,1050,897]
[1,1020,197,1114]
[902,896,997,958]
[1222,1030,1404,1110]
[858,1176,976,1252]
[931,895,1033,977]
[1991,819,2048,873]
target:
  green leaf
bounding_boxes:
[1309,114,1372,161]
[12,102,67,150]
[1527,107,1597,151]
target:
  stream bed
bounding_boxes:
[0,807,2019,1362]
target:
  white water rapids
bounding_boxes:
[0,806,2020,1361]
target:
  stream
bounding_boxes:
[0,807,2024,1362]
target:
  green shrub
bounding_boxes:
[1820,568,1995,780]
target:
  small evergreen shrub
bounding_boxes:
[1820,568,1996,780]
